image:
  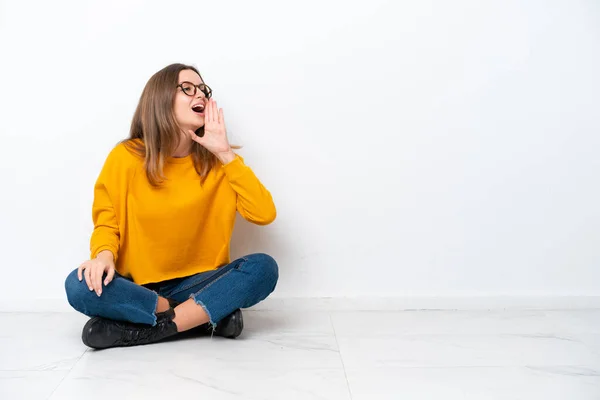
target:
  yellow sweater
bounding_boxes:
[89,140,276,285]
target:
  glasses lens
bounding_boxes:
[181,82,196,96]
[200,84,212,99]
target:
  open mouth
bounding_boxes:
[192,105,205,115]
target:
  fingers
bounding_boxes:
[79,260,115,296]
[104,268,115,286]
[207,99,213,121]
[93,265,104,296]
[206,99,213,124]
[90,266,96,293]
[84,266,93,292]
[212,99,218,122]
[204,99,224,128]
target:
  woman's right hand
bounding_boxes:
[78,250,116,297]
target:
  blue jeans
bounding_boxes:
[65,253,278,327]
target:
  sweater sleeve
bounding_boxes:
[89,144,132,261]
[221,154,277,225]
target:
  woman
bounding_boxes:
[64,63,279,349]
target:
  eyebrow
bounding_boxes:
[179,81,204,85]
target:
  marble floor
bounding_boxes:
[1,309,600,399]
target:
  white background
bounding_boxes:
[0,0,599,310]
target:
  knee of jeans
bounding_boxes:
[64,268,91,312]
[248,253,279,291]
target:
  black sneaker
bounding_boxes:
[214,309,244,338]
[189,309,244,339]
[82,308,178,349]
[166,298,180,309]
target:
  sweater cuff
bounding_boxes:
[91,246,118,262]
[221,154,249,181]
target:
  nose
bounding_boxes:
[195,88,207,100]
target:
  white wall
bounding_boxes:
[1,0,599,310]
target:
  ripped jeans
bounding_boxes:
[64,253,278,328]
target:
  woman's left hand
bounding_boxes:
[189,98,231,155]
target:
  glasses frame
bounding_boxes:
[176,81,213,99]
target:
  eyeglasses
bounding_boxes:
[176,81,212,98]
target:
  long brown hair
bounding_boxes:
[122,63,241,186]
